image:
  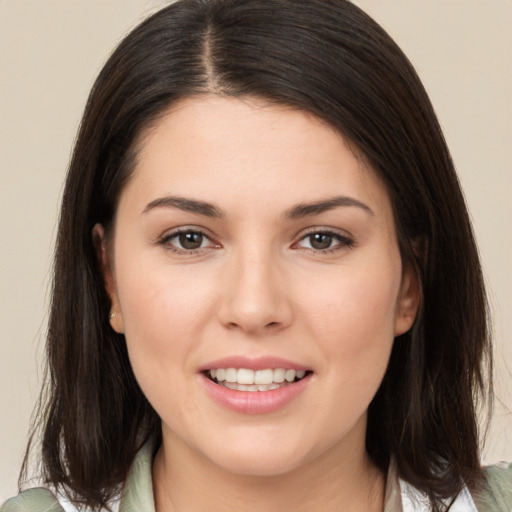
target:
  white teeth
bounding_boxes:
[225,382,288,392]
[285,369,296,382]
[273,368,286,383]
[254,369,274,385]
[209,367,308,390]
[225,368,237,383]
[237,368,255,385]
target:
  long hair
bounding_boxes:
[21,1,492,510]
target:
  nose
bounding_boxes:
[217,246,293,336]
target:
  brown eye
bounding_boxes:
[309,233,332,250]
[178,231,204,250]
[160,229,215,253]
[295,230,354,252]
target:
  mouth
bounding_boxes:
[205,368,312,392]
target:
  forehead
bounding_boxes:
[120,95,392,220]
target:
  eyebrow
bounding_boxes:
[143,196,225,218]
[142,194,373,219]
[283,196,374,219]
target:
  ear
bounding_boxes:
[394,262,421,337]
[92,223,125,333]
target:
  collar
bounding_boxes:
[118,444,478,512]
[384,458,478,512]
[119,441,156,512]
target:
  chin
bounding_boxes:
[210,450,306,477]
[199,431,317,477]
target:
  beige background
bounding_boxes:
[1,0,510,501]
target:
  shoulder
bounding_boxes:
[1,488,118,512]
[1,488,65,512]
[473,462,512,512]
[0,440,154,512]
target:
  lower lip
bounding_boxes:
[200,373,311,415]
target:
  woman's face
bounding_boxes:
[100,95,419,476]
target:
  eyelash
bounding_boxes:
[292,229,355,254]
[157,228,219,255]
[157,228,354,255]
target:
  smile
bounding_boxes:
[201,364,312,414]
[207,368,309,392]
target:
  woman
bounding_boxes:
[2,0,510,511]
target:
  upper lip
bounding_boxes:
[199,356,310,372]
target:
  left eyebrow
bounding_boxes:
[283,195,374,219]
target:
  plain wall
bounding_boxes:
[1,0,510,501]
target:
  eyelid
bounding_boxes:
[292,227,355,252]
[157,226,221,253]
[156,225,354,255]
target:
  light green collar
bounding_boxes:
[118,442,404,512]
[117,445,493,512]
[119,441,156,512]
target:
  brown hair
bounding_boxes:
[21,1,492,510]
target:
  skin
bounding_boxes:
[96,95,420,512]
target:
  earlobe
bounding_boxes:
[394,263,421,337]
[92,223,125,333]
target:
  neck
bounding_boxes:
[152,422,385,512]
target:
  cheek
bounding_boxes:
[114,262,219,425]
[297,258,401,396]
[298,266,399,423]
[300,264,401,349]
[117,241,217,322]
[113,252,218,378]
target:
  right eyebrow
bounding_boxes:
[142,195,225,219]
